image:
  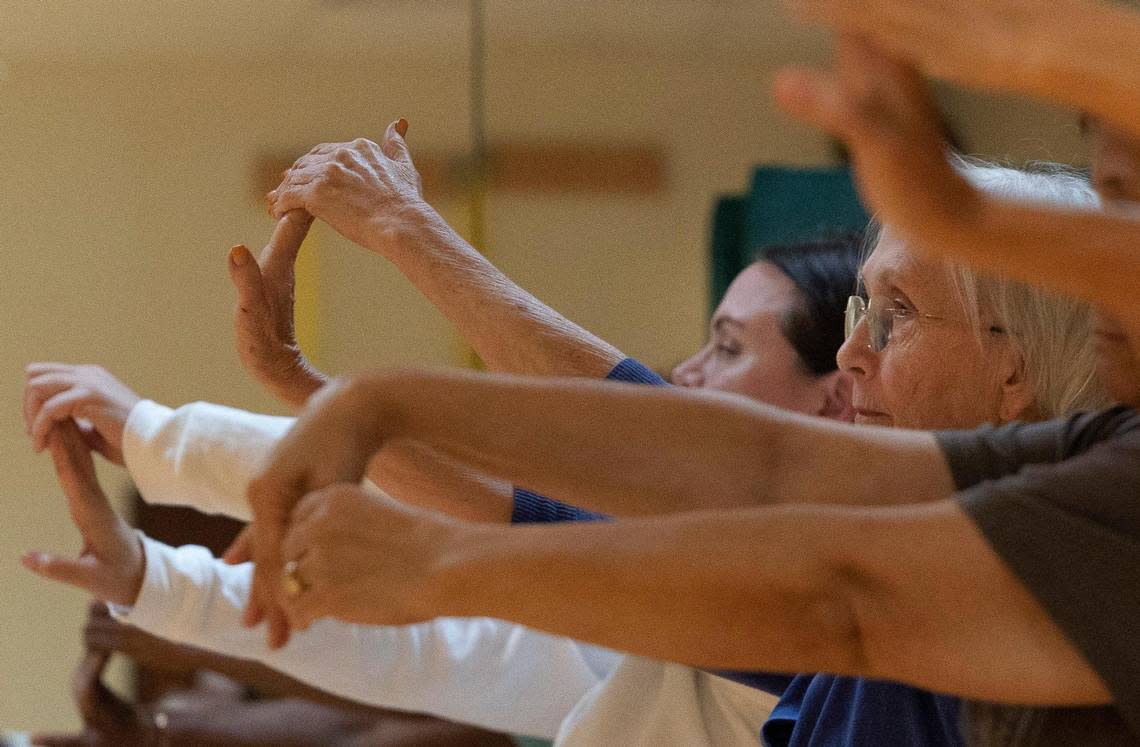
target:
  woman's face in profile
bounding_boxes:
[670,261,832,415]
[836,235,1024,430]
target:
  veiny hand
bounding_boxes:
[279,484,458,630]
[235,376,385,648]
[773,35,980,244]
[267,119,427,258]
[784,0,1072,94]
[22,421,145,607]
[23,363,141,465]
[229,209,328,410]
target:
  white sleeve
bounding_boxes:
[122,400,294,521]
[112,536,619,739]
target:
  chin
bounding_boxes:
[854,413,893,427]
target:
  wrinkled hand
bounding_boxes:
[229,210,328,410]
[234,377,385,648]
[23,364,141,465]
[774,35,979,243]
[22,421,144,607]
[785,0,1070,94]
[267,119,427,258]
[279,484,457,629]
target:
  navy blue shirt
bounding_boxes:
[511,357,963,747]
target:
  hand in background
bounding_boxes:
[23,364,141,466]
[22,421,144,607]
[267,119,428,259]
[229,210,328,410]
[773,36,978,244]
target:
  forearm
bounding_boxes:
[368,442,513,523]
[429,507,866,675]
[382,204,623,377]
[126,399,513,524]
[123,401,294,520]
[1023,4,1140,138]
[355,369,951,516]
[426,502,1108,706]
[935,199,1140,327]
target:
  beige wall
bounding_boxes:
[0,45,1089,731]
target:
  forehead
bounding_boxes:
[861,233,956,305]
[715,261,801,320]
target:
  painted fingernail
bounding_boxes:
[396,118,409,137]
[230,245,248,266]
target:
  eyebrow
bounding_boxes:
[712,316,745,334]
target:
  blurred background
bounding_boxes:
[0,0,1092,732]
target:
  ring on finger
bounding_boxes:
[282,559,307,597]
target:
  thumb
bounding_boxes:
[22,551,101,595]
[382,118,414,166]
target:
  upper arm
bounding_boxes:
[845,500,1111,705]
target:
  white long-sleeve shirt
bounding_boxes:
[118,399,775,744]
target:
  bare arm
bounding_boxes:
[417,501,1110,706]
[267,368,954,518]
[789,0,1140,138]
[268,120,623,378]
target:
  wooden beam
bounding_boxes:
[253,141,667,203]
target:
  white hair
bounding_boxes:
[865,157,1110,419]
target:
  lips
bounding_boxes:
[854,407,890,420]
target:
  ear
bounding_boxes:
[815,369,856,422]
[997,345,1036,423]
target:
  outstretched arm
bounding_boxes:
[257,368,953,520]
[278,487,1110,708]
[267,119,623,377]
[240,366,952,648]
[786,0,1140,139]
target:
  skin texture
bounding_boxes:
[837,234,1031,429]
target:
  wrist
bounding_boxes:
[362,198,440,259]
[419,523,506,619]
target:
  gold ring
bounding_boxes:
[282,560,306,597]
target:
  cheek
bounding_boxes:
[878,335,998,428]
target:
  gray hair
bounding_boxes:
[864,157,1110,420]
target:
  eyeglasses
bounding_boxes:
[845,296,1006,353]
[845,296,944,353]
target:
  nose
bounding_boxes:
[836,318,878,380]
[670,349,706,388]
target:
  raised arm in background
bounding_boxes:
[785,0,1140,139]
[264,118,623,379]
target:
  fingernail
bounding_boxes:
[229,245,248,266]
[396,118,409,137]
